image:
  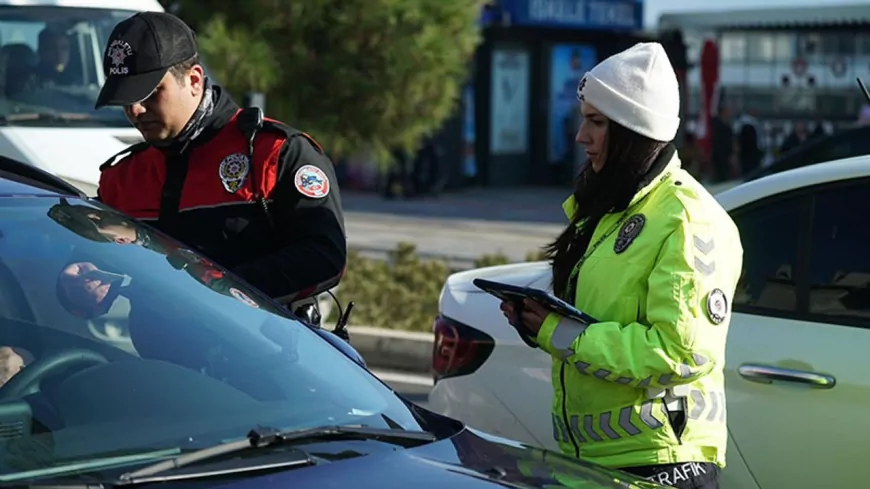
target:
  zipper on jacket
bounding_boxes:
[559,363,580,458]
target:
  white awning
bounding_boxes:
[658,3,870,30]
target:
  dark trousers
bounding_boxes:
[621,462,720,488]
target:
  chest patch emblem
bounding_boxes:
[218,153,250,194]
[706,288,728,324]
[613,214,645,254]
[294,165,330,198]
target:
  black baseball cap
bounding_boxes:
[95,11,197,109]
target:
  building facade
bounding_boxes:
[660,4,870,158]
[460,0,649,187]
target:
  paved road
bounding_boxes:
[342,181,739,263]
[343,188,566,264]
[347,212,561,265]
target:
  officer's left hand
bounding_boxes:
[500,298,549,335]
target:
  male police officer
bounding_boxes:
[93,11,346,323]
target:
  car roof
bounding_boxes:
[0,155,88,199]
[744,124,870,182]
[716,154,870,211]
[0,0,164,11]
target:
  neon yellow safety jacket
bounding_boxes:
[535,152,743,470]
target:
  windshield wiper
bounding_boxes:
[113,425,436,485]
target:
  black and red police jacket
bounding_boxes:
[97,85,346,304]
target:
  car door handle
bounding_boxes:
[738,364,836,389]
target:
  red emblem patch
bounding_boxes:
[294,165,330,198]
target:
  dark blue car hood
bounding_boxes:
[212,427,662,489]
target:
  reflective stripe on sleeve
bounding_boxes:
[548,317,589,359]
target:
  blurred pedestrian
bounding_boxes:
[780,121,809,156]
[736,110,763,177]
[710,105,733,183]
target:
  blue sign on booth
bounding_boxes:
[492,0,643,31]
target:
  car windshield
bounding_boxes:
[0,195,424,479]
[0,6,212,128]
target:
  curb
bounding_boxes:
[345,326,433,374]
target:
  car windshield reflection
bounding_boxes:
[0,196,423,480]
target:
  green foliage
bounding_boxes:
[330,242,549,331]
[173,0,487,160]
[526,249,548,262]
[196,15,278,93]
[473,252,511,269]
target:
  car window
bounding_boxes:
[732,195,805,313]
[0,6,218,128]
[808,182,870,322]
[0,196,425,478]
[750,129,870,182]
[0,6,133,127]
[822,137,870,163]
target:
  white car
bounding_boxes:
[429,155,870,489]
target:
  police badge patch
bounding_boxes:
[706,288,729,324]
[218,153,250,193]
[613,214,645,254]
[106,39,133,76]
[294,165,330,198]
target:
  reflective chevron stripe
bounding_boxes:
[552,391,726,444]
[618,406,642,435]
[593,369,611,380]
[583,414,603,441]
[640,400,663,429]
[688,389,725,422]
[598,412,620,440]
[570,353,711,389]
[693,235,715,254]
[574,360,591,375]
[552,413,570,442]
[694,233,716,276]
[569,414,587,443]
[694,257,715,275]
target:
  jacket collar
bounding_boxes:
[562,145,681,222]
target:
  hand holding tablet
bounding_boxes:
[473,278,599,347]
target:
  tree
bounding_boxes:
[170,0,487,160]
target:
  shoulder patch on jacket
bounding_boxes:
[99,142,150,172]
[294,165,330,198]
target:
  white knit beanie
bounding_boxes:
[577,42,680,142]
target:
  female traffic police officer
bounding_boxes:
[501,43,743,489]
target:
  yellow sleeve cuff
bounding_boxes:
[535,312,562,355]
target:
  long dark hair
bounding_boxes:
[544,121,670,300]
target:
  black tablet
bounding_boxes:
[473,278,599,325]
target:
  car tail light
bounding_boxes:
[432,315,494,383]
